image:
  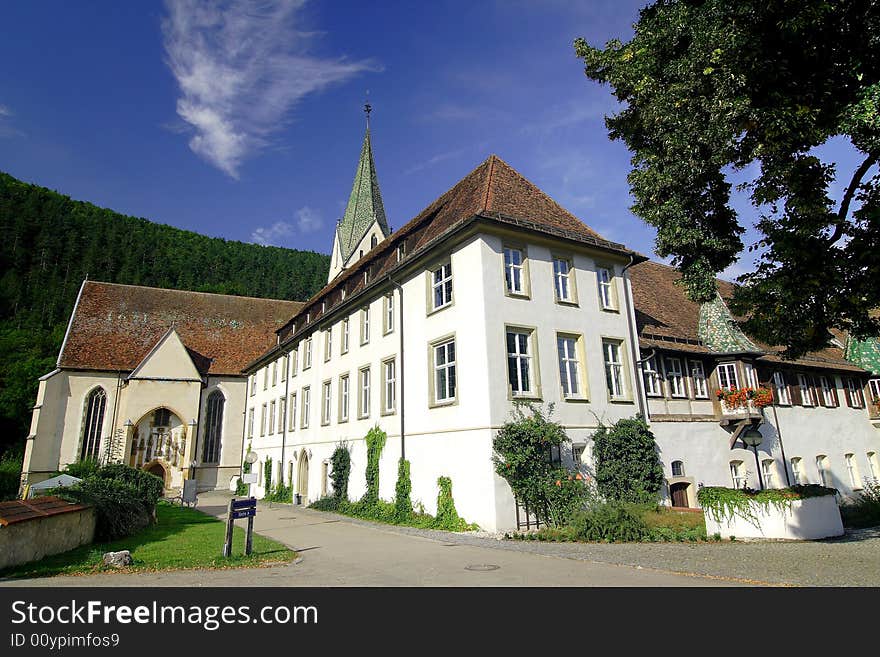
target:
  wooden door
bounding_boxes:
[670,482,689,508]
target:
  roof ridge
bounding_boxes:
[82,280,303,305]
[482,154,496,212]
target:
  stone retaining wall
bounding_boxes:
[0,499,96,570]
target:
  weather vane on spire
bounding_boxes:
[364,89,372,126]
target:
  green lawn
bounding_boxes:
[0,501,295,579]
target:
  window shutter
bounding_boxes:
[830,376,840,407]
[843,377,853,407]
[809,375,823,407]
[785,371,802,406]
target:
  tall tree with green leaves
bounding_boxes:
[575,1,880,358]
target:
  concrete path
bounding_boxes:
[1,492,746,587]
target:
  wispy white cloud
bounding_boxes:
[162,0,377,178]
[251,220,295,246]
[295,206,323,233]
[0,104,24,138]
[521,99,616,136]
[404,148,467,175]
[251,205,323,245]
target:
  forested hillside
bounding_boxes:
[0,171,330,458]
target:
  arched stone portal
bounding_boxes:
[129,407,186,490]
[297,450,310,504]
[143,460,168,487]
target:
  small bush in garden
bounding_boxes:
[330,442,351,500]
[592,415,664,504]
[394,458,412,521]
[263,457,273,494]
[492,403,593,527]
[234,478,247,496]
[570,502,649,542]
[434,476,472,531]
[265,483,293,503]
[840,480,880,528]
[62,458,100,480]
[56,463,164,541]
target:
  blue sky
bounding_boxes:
[0,1,864,281]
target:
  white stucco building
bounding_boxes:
[21,120,880,532]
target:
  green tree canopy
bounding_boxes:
[576,0,880,358]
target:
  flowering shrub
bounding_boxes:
[715,386,773,409]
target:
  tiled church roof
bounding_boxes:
[59,281,302,376]
[629,260,866,373]
[269,154,639,352]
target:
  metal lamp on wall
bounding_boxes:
[741,425,765,490]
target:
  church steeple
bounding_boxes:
[328,107,390,282]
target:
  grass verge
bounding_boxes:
[0,501,295,579]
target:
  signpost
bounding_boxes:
[224,497,257,557]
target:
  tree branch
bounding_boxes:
[827,152,878,244]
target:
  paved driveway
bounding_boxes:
[6,491,876,587]
[1,492,743,587]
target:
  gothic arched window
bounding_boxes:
[80,387,106,461]
[202,390,225,464]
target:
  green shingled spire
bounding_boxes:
[336,122,389,263]
[698,293,762,354]
[845,335,880,375]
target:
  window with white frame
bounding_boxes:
[643,355,662,397]
[301,387,310,429]
[790,457,803,485]
[431,262,453,310]
[690,360,708,398]
[339,374,349,422]
[729,461,746,488]
[433,338,456,404]
[359,367,371,418]
[281,355,287,382]
[716,362,739,390]
[290,349,298,377]
[761,459,776,489]
[277,397,285,433]
[383,359,396,413]
[773,371,790,405]
[247,407,254,438]
[870,379,880,404]
[324,329,332,362]
[557,335,581,398]
[506,329,535,397]
[744,362,758,388]
[819,375,836,406]
[288,392,296,431]
[798,373,815,406]
[260,403,267,436]
[341,318,350,354]
[504,247,526,295]
[272,361,277,387]
[845,453,861,489]
[384,294,394,334]
[816,455,829,486]
[846,377,865,408]
[303,337,312,369]
[322,381,332,425]
[671,460,684,477]
[268,400,275,435]
[361,306,370,344]
[602,339,626,399]
[665,357,686,398]
[867,452,879,483]
[263,367,268,390]
[250,373,256,396]
[553,257,574,302]
[597,267,614,310]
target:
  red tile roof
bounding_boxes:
[59,282,303,376]
[629,260,865,372]
[270,154,639,351]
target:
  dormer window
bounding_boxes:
[397,243,405,262]
[371,235,378,248]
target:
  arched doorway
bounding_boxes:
[145,461,167,487]
[296,450,310,503]
[128,407,185,470]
